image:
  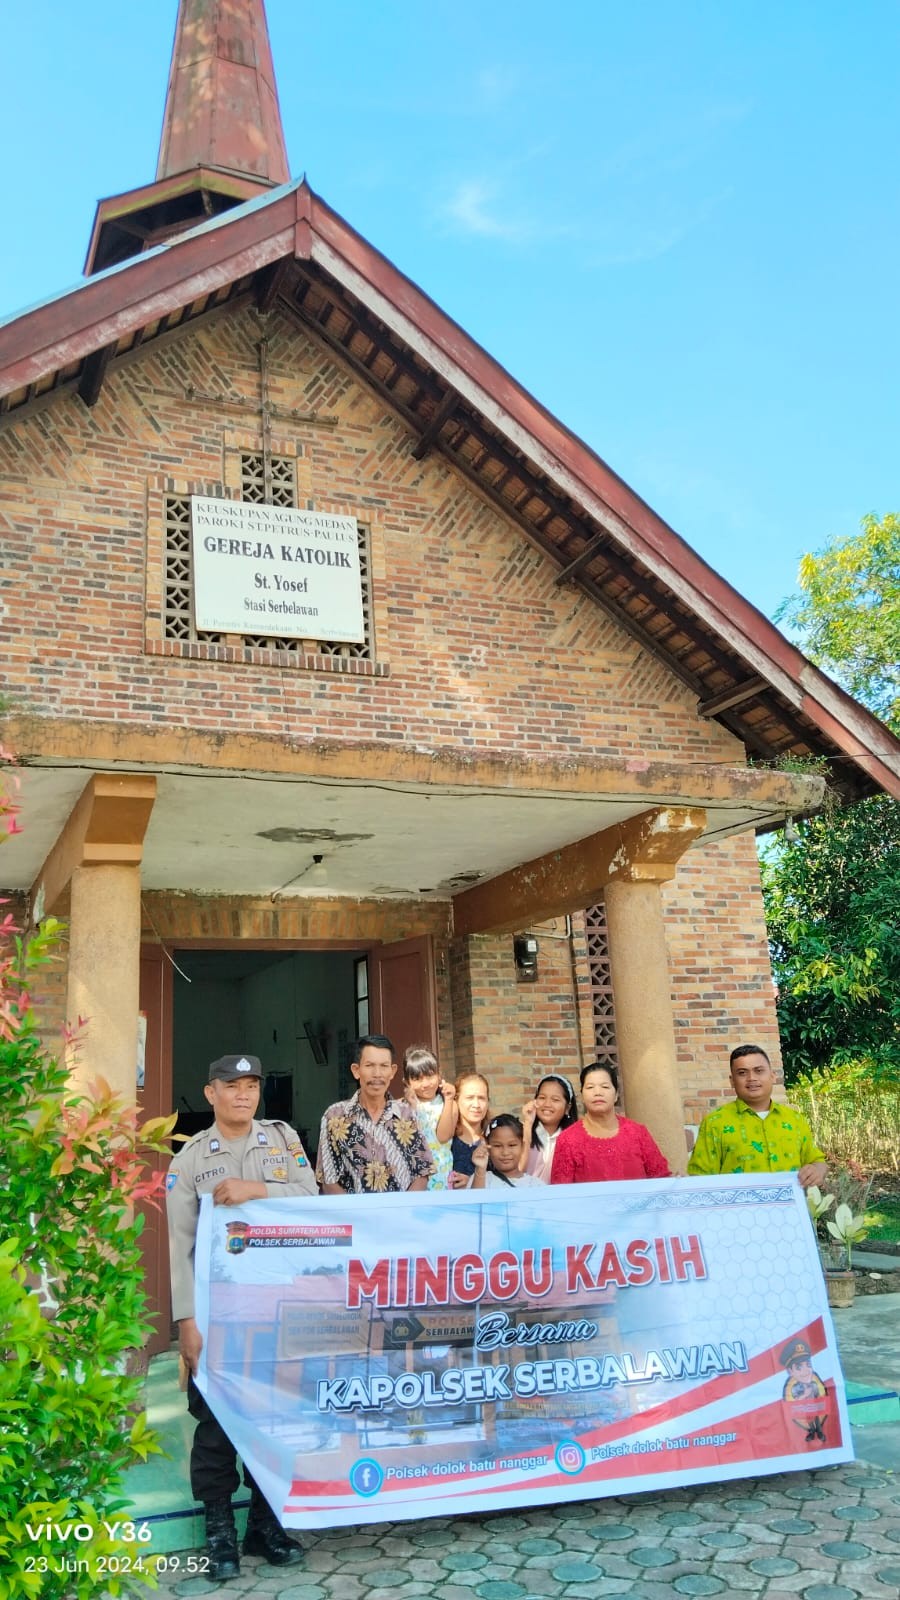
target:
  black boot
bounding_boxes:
[203,1497,239,1582]
[242,1487,303,1566]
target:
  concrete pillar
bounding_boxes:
[66,864,142,1102]
[603,876,688,1173]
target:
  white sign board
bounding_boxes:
[190,497,365,642]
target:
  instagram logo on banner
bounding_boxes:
[555,1439,586,1475]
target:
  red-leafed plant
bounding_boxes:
[0,741,177,1598]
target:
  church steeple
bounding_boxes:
[156,0,289,186]
[85,0,290,277]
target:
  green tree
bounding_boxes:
[765,513,900,1084]
[775,511,900,727]
[762,795,900,1082]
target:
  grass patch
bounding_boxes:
[865,1190,900,1244]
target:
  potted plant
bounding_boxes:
[807,1178,871,1308]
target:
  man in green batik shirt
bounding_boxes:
[688,1045,827,1189]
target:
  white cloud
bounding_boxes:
[440,177,532,241]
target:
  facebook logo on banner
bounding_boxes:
[349,1458,384,1497]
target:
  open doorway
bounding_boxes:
[138,931,436,1353]
[171,948,368,1162]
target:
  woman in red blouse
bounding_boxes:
[550,1062,670,1183]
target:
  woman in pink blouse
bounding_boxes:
[550,1062,670,1183]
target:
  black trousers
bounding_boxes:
[187,1377,258,1505]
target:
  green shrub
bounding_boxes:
[790,1064,900,1174]
[0,755,175,1598]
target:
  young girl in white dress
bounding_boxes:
[518,1073,578,1182]
[403,1043,455,1189]
[470,1114,543,1189]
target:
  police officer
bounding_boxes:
[166,1053,317,1580]
[779,1337,827,1401]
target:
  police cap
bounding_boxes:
[779,1338,812,1368]
[208,1054,263,1082]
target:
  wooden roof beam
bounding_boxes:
[697,676,768,717]
[411,387,459,460]
[284,290,700,690]
[77,343,115,408]
[555,532,607,585]
[453,806,708,936]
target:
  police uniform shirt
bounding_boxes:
[166,1118,317,1320]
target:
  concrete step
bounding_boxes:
[845,1380,900,1427]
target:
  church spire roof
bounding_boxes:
[156,0,289,186]
[85,0,290,277]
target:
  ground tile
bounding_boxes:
[768,1518,817,1534]
[672,1578,728,1597]
[404,1559,443,1580]
[473,1583,527,1600]
[699,1529,748,1548]
[875,1566,900,1586]
[365,1590,430,1600]
[432,1573,487,1590]
[548,1558,603,1583]
[627,1547,678,1568]
[834,1504,882,1522]
[356,1571,410,1589]
[566,1583,633,1597]
[560,1586,626,1600]
[583,1523,637,1543]
[442,1553,489,1571]
[749,1557,801,1577]
[267,1588,330,1600]
[658,1511,704,1528]
[820,1540,875,1561]
[517,1537,563,1556]
[800,1587,862,1600]
[557,1529,600,1553]
[423,1589,479,1600]
[765,1579,856,1596]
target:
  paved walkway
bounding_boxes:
[149,1292,900,1599]
[150,1462,900,1598]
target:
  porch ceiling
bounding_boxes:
[3,745,823,904]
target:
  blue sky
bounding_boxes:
[2,0,898,621]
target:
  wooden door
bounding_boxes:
[368,934,437,1093]
[138,945,174,1356]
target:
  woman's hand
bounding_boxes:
[520,1099,537,1125]
[471,1138,489,1171]
[448,1169,469,1189]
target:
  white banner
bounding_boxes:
[190,497,364,640]
[193,1175,852,1528]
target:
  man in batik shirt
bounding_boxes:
[688,1044,827,1189]
[317,1033,434,1193]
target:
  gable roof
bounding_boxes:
[1,179,898,809]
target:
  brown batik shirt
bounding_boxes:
[316,1092,435,1193]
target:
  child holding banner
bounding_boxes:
[519,1072,578,1181]
[403,1043,456,1189]
[470,1114,544,1189]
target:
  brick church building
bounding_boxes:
[2,1,898,1342]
